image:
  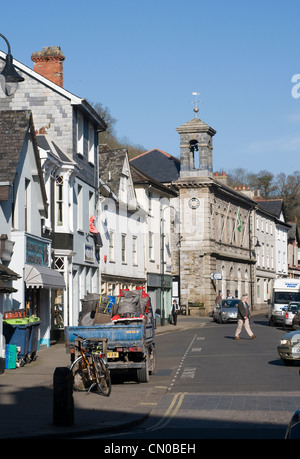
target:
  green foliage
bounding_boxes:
[224,167,300,224]
[88,100,146,159]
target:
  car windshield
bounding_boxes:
[287,304,300,313]
[222,300,239,308]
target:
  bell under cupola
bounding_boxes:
[176,99,216,178]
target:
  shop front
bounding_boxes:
[24,264,65,347]
[8,233,66,348]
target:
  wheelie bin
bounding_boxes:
[28,317,40,361]
[3,318,31,366]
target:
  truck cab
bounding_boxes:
[269,278,300,326]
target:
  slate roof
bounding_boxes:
[99,147,128,198]
[0,110,31,183]
[36,135,75,164]
[255,199,285,219]
[130,163,178,197]
[288,222,300,243]
[0,110,48,213]
[130,149,180,183]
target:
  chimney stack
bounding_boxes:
[31,46,65,87]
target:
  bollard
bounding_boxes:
[53,366,74,426]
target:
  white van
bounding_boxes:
[269,278,300,326]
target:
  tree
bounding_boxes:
[250,170,276,198]
[88,100,146,158]
[274,171,300,221]
[226,168,300,225]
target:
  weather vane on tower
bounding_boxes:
[192,92,201,118]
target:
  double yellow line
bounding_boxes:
[146,392,187,432]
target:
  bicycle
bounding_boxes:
[70,334,111,396]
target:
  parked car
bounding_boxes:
[277,329,300,365]
[292,310,300,330]
[283,302,300,330]
[212,299,240,323]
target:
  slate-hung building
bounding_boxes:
[0,110,65,351]
[0,47,107,338]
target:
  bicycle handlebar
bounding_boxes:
[73,333,103,352]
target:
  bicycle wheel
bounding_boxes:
[70,355,93,392]
[93,354,111,396]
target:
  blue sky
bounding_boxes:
[1,0,300,176]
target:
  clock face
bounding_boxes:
[188,197,200,209]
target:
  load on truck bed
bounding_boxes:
[65,288,155,383]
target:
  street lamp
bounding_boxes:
[249,235,261,310]
[0,33,24,96]
[251,236,261,249]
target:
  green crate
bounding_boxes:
[4,318,30,325]
[6,344,17,369]
[28,316,40,322]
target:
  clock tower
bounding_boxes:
[177,116,216,178]
[175,108,217,312]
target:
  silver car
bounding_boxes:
[278,329,300,365]
[283,302,300,330]
[213,299,239,324]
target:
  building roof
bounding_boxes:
[36,135,75,165]
[0,110,31,183]
[99,147,128,198]
[0,50,107,131]
[176,117,216,136]
[0,110,48,214]
[130,163,178,197]
[130,149,180,183]
[288,222,300,244]
[255,199,285,219]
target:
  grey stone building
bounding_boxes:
[174,116,256,312]
[131,114,260,313]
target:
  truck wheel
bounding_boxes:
[269,316,276,327]
[137,359,149,383]
[149,348,156,375]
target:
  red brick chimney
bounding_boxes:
[31,46,65,87]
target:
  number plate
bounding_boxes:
[107,351,119,358]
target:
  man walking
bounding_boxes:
[235,294,255,340]
[171,299,179,325]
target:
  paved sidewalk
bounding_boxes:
[0,315,206,439]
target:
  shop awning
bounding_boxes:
[24,265,65,289]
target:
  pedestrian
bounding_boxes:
[227,292,234,299]
[215,292,222,306]
[235,294,255,340]
[89,215,103,247]
[171,299,179,325]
